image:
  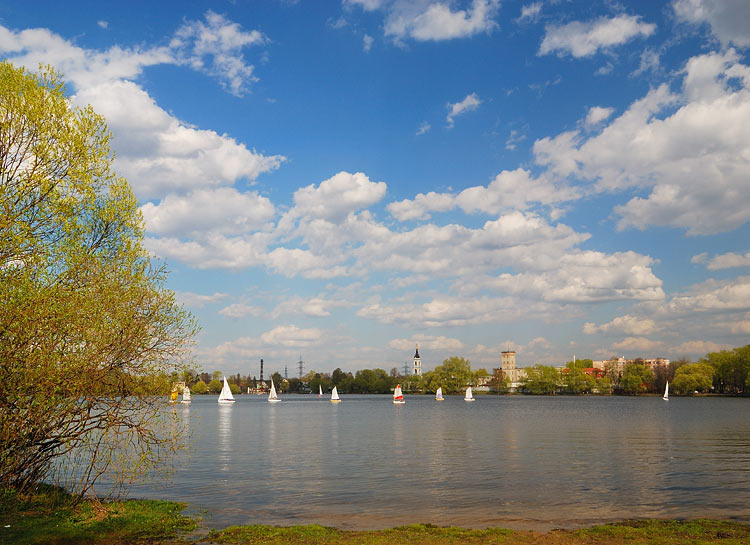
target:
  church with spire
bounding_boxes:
[413,344,422,376]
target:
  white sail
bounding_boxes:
[330,385,341,403]
[435,387,444,401]
[181,386,191,404]
[393,384,405,404]
[268,379,281,403]
[218,376,235,404]
[319,384,323,397]
[663,381,669,400]
[464,386,475,401]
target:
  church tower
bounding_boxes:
[413,344,422,376]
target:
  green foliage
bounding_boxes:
[208,379,223,394]
[229,382,241,395]
[563,367,597,394]
[703,345,750,393]
[0,485,196,544]
[620,363,654,395]
[672,363,714,394]
[0,62,197,496]
[428,357,473,394]
[192,380,209,394]
[522,365,560,395]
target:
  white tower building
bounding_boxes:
[413,344,422,376]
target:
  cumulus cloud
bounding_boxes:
[291,171,387,223]
[0,19,283,202]
[388,335,465,352]
[583,315,657,336]
[416,121,432,135]
[363,33,374,51]
[97,20,109,29]
[667,276,750,313]
[701,251,750,270]
[611,336,664,353]
[585,106,614,128]
[387,169,580,221]
[381,0,500,42]
[175,291,229,308]
[140,188,275,237]
[517,2,542,23]
[170,10,266,96]
[259,325,324,347]
[218,303,265,318]
[673,0,750,48]
[670,339,728,356]
[446,92,481,127]
[533,49,750,235]
[539,14,656,58]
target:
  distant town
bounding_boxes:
[180,343,749,397]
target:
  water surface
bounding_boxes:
[129,394,750,530]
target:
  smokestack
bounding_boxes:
[260,358,264,383]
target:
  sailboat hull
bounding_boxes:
[218,399,235,404]
[268,398,281,403]
[435,398,444,401]
[393,400,405,404]
[330,399,341,403]
[464,398,475,402]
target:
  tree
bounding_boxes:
[0,63,197,497]
[522,365,560,395]
[192,380,209,395]
[563,367,596,394]
[672,363,714,395]
[620,363,653,395]
[208,379,223,394]
[429,357,473,394]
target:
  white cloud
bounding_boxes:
[175,291,229,308]
[703,251,750,270]
[446,92,481,127]
[505,129,525,150]
[583,315,657,336]
[673,0,750,48]
[0,20,284,202]
[691,252,708,264]
[416,121,432,135]
[260,325,324,347]
[271,295,351,318]
[140,188,275,237]
[388,335,465,352]
[611,336,664,353]
[667,276,750,313]
[97,20,109,29]
[669,339,728,356]
[585,106,614,128]
[144,232,272,270]
[170,10,266,96]
[383,0,500,42]
[387,191,454,221]
[291,171,387,223]
[387,168,580,221]
[363,33,374,52]
[539,15,656,58]
[517,2,542,23]
[632,48,661,77]
[218,303,265,318]
[534,50,750,235]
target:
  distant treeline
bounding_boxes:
[171,345,750,397]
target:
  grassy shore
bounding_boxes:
[2,488,750,544]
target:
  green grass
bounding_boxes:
[3,489,750,545]
[0,484,196,544]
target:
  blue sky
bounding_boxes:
[2,0,750,377]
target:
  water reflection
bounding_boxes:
[125,395,750,531]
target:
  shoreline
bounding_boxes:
[3,491,750,544]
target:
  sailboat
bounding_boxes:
[169,388,179,403]
[435,387,444,401]
[181,385,191,404]
[393,384,405,404]
[464,386,475,402]
[330,386,341,403]
[663,381,669,401]
[268,379,281,403]
[218,376,235,404]
[318,384,323,398]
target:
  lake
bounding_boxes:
[128,394,750,530]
